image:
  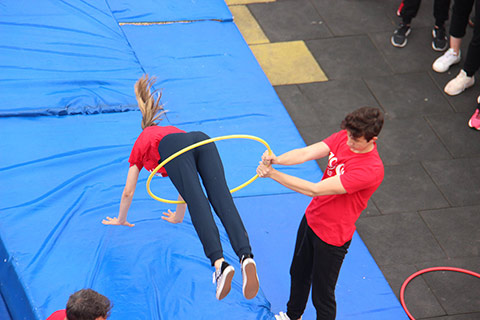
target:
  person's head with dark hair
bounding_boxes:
[66,289,112,320]
[340,107,384,153]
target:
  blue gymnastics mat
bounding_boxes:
[0,0,143,116]
[110,0,232,23]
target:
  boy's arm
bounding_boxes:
[256,164,346,197]
[264,141,331,166]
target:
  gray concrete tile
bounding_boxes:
[296,124,324,146]
[420,206,480,258]
[306,36,393,80]
[423,158,480,206]
[431,314,480,320]
[429,70,480,113]
[310,0,395,36]
[377,116,451,165]
[360,199,382,218]
[372,163,449,214]
[370,28,445,74]
[426,112,480,158]
[248,0,332,42]
[277,80,381,141]
[415,257,480,315]
[364,72,454,119]
[380,263,446,318]
[275,84,321,128]
[298,79,381,128]
[355,212,446,265]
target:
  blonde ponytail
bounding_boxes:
[134,75,166,130]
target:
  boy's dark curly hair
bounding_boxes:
[341,107,384,142]
[66,289,112,320]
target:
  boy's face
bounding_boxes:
[346,131,377,153]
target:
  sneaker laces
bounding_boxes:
[213,266,222,285]
[444,48,459,60]
[434,26,446,39]
[395,24,409,36]
[456,69,469,80]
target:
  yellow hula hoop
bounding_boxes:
[146,134,272,204]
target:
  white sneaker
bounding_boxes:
[241,255,259,299]
[213,261,235,300]
[432,48,461,73]
[275,312,291,320]
[444,70,475,96]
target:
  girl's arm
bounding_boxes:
[102,165,139,227]
[162,194,187,224]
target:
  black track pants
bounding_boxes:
[286,215,350,320]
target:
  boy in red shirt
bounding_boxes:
[257,107,384,320]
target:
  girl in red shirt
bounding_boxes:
[102,75,259,301]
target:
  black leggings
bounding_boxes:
[158,131,252,265]
[286,216,350,320]
[463,1,480,76]
[449,0,475,38]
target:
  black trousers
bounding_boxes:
[158,131,252,265]
[286,216,350,320]
[400,0,450,26]
[449,0,475,38]
[463,0,480,76]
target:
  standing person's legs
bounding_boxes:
[159,133,223,266]
[444,0,477,95]
[450,0,475,39]
[286,216,314,320]
[432,0,451,51]
[463,1,480,76]
[310,230,350,320]
[433,0,451,26]
[392,0,421,47]
[191,131,252,259]
[433,0,473,72]
[401,0,422,24]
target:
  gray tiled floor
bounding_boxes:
[250,0,480,319]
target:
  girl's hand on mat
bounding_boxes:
[162,209,183,224]
[261,150,276,165]
[102,216,135,227]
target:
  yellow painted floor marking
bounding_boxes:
[229,6,269,45]
[250,41,328,86]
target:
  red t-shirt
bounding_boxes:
[128,125,185,177]
[46,309,66,320]
[305,130,384,246]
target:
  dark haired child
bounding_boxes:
[257,107,385,320]
[46,289,112,320]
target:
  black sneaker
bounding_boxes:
[391,24,411,48]
[432,26,448,51]
[240,254,259,299]
[213,261,235,300]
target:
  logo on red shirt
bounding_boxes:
[326,152,345,177]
